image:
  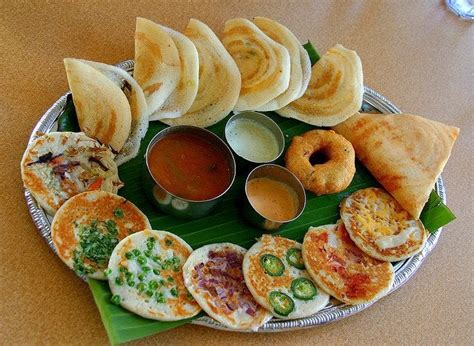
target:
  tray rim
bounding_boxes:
[23,59,445,333]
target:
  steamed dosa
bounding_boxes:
[79,60,148,166]
[277,44,363,127]
[64,59,131,152]
[252,17,308,111]
[222,18,290,111]
[333,113,459,218]
[162,19,240,128]
[152,25,199,120]
[134,17,181,118]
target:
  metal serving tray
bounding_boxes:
[24,60,445,332]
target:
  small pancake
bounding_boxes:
[277,44,363,127]
[183,243,272,330]
[51,191,150,279]
[162,19,241,128]
[79,60,149,166]
[151,25,199,120]
[222,18,290,111]
[64,58,132,152]
[252,17,304,111]
[134,17,181,116]
[340,187,428,261]
[243,235,329,319]
[302,222,394,305]
[108,230,201,321]
[21,132,122,215]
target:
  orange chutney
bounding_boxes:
[247,177,299,221]
[148,132,232,201]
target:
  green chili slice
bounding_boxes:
[260,254,285,276]
[291,278,317,300]
[286,248,305,269]
[268,291,294,316]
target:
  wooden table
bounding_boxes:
[1,1,472,344]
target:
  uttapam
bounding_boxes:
[21,132,122,215]
[183,243,272,330]
[340,187,428,261]
[302,222,394,305]
[51,191,150,279]
[243,235,329,319]
[108,230,201,321]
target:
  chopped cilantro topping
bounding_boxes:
[149,280,158,290]
[72,220,119,276]
[127,280,136,287]
[142,266,151,273]
[167,277,174,283]
[145,290,154,297]
[137,256,147,265]
[115,277,123,286]
[144,249,153,258]
[132,249,141,257]
[165,239,173,246]
[125,251,134,259]
[152,269,161,276]
[138,273,145,281]
[113,208,124,218]
[137,282,146,292]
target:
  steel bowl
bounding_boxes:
[143,125,236,219]
[242,164,306,231]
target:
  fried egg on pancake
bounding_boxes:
[183,243,272,330]
[252,17,305,111]
[134,17,181,117]
[243,235,329,319]
[302,222,394,305]
[162,19,241,128]
[340,187,428,262]
[151,25,199,120]
[277,44,363,127]
[108,230,201,321]
[21,132,122,215]
[222,18,291,111]
[51,191,150,279]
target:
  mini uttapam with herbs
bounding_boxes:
[183,243,272,330]
[21,131,123,215]
[51,190,150,279]
[243,235,329,319]
[108,230,201,321]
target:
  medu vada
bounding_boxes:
[285,130,355,195]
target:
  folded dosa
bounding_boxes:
[333,113,459,218]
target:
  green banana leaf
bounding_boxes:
[84,111,455,344]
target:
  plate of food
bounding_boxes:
[22,16,459,344]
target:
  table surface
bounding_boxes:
[1,1,472,344]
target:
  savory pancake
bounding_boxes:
[333,113,459,218]
[152,25,199,120]
[108,230,201,321]
[64,58,132,152]
[134,17,181,117]
[302,222,394,305]
[183,243,272,330]
[243,235,329,319]
[162,19,241,128]
[277,44,363,126]
[51,191,150,279]
[21,132,122,215]
[340,188,428,261]
[78,60,149,166]
[222,18,290,111]
[252,17,305,111]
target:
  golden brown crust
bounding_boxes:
[302,222,394,305]
[285,129,355,195]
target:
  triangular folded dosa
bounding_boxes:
[161,19,240,128]
[64,58,131,152]
[333,113,459,219]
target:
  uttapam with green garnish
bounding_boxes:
[108,230,201,321]
[183,243,272,330]
[51,190,150,279]
[243,234,329,319]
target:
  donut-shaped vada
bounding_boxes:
[285,130,355,195]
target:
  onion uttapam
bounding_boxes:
[183,243,272,330]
